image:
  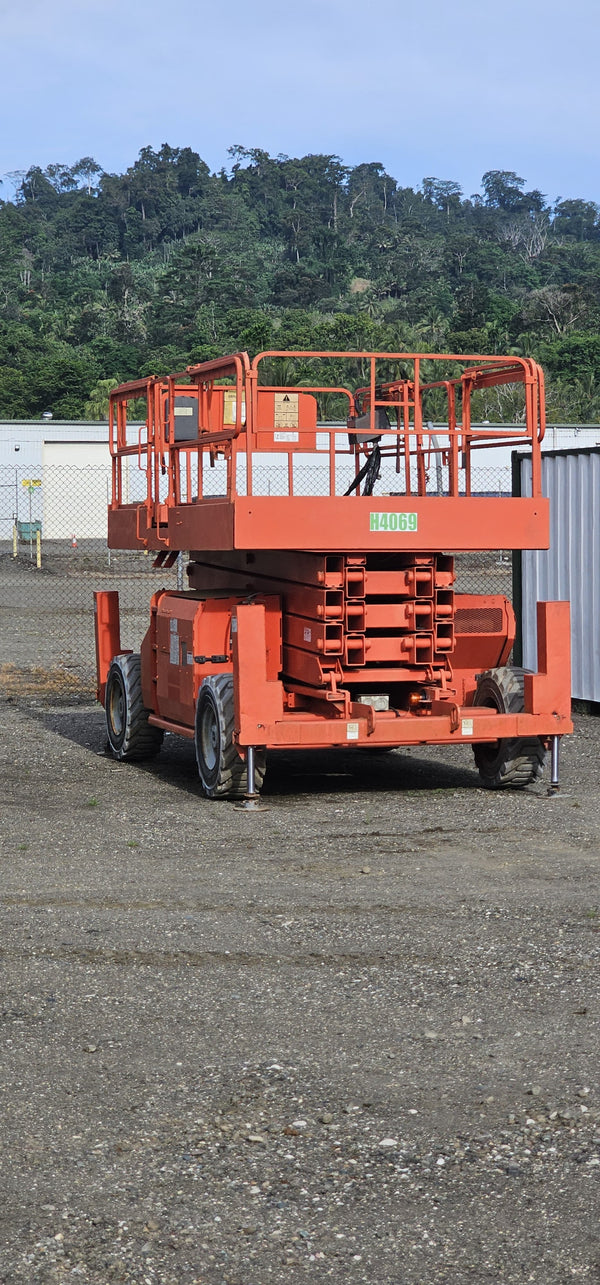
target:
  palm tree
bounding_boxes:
[83,377,120,420]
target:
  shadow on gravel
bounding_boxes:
[27,701,481,798]
[263,748,479,796]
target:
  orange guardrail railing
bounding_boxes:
[108,351,545,520]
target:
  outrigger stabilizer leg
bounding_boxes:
[235,745,269,812]
[548,735,561,796]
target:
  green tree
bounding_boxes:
[422,177,462,218]
[0,142,599,421]
[83,376,121,419]
[553,199,600,242]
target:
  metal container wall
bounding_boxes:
[519,447,600,701]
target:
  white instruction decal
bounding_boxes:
[347,722,359,741]
[461,718,474,737]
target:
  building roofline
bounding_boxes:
[0,420,143,428]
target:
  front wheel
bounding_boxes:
[472,666,545,789]
[195,674,266,799]
[105,654,164,761]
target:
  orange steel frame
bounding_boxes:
[97,350,572,769]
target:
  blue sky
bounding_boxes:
[1,0,599,204]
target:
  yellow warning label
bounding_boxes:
[223,389,246,426]
[274,392,299,429]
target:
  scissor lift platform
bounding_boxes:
[95,350,571,801]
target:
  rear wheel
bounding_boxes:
[105,653,164,761]
[473,666,545,789]
[195,673,266,799]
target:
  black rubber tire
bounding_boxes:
[195,673,266,800]
[473,666,545,790]
[105,654,164,762]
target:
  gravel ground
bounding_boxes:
[0,689,599,1284]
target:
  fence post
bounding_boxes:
[36,529,41,570]
[12,524,17,558]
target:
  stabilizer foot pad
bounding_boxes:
[234,795,270,812]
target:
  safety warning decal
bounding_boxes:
[274,392,299,428]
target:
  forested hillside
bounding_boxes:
[1,144,600,420]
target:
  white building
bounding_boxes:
[0,420,140,541]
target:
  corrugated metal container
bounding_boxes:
[517,447,600,701]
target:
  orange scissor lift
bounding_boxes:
[94,350,572,806]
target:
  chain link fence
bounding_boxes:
[0,465,179,701]
[0,462,514,701]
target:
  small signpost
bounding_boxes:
[21,479,42,565]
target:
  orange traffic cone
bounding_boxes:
[71,534,78,548]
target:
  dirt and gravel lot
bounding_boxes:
[0,671,599,1284]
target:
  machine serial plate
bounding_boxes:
[370,512,418,532]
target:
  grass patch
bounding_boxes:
[0,662,93,701]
